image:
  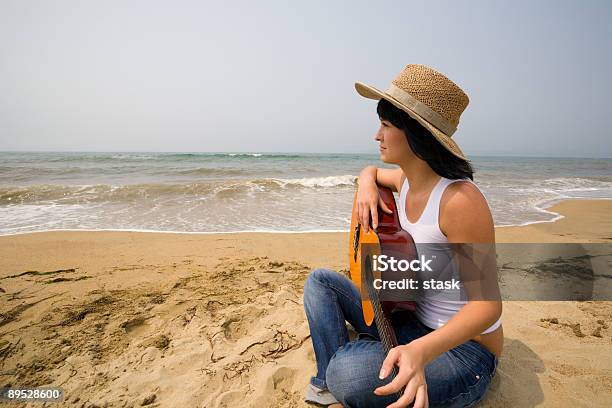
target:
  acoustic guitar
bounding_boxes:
[348,184,418,393]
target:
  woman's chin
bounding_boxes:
[379,151,391,163]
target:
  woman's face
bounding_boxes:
[375,118,413,164]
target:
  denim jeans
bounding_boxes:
[303,268,499,408]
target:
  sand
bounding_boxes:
[0,199,611,407]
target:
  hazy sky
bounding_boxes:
[1,0,611,157]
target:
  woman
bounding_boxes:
[304,64,503,408]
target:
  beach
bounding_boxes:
[0,198,610,407]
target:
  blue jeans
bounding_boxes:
[303,268,499,408]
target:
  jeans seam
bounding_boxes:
[332,288,347,349]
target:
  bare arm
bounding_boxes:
[357,166,403,232]
[359,166,403,192]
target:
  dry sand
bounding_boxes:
[0,199,611,407]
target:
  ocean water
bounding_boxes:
[0,152,611,235]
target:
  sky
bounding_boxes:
[0,0,611,157]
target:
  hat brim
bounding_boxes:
[355,82,468,161]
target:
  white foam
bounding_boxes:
[227,153,262,157]
[496,197,612,228]
[110,154,155,160]
[273,175,357,188]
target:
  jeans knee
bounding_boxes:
[325,342,390,406]
[304,268,334,304]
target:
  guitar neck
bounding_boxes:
[364,277,404,398]
[364,281,398,353]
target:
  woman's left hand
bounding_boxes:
[374,343,429,408]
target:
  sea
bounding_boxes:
[0,152,611,235]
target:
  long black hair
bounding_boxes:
[377,98,474,180]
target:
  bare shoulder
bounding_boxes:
[443,181,489,211]
[439,180,494,242]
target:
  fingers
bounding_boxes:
[378,348,398,380]
[371,195,394,231]
[359,203,370,233]
[386,381,418,408]
[370,206,379,230]
[357,189,393,233]
[375,347,415,396]
[383,381,427,408]
[358,201,374,234]
[404,380,419,406]
[375,370,410,396]
[357,202,366,233]
[413,385,428,408]
[379,196,393,214]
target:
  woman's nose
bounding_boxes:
[374,127,383,141]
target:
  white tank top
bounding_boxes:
[398,175,502,334]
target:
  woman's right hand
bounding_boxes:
[357,176,392,233]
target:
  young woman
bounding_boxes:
[304,65,503,408]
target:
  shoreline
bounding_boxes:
[495,199,612,243]
[1,197,611,238]
[497,196,612,229]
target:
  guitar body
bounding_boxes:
[348,185,418,340]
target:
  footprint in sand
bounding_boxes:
[120,316,151,338]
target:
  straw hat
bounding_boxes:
[355,64,470,160]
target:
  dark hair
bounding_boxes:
[376,98,474,180]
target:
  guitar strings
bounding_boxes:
[365,259,404,399]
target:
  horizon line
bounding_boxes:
[0,150,611,160]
